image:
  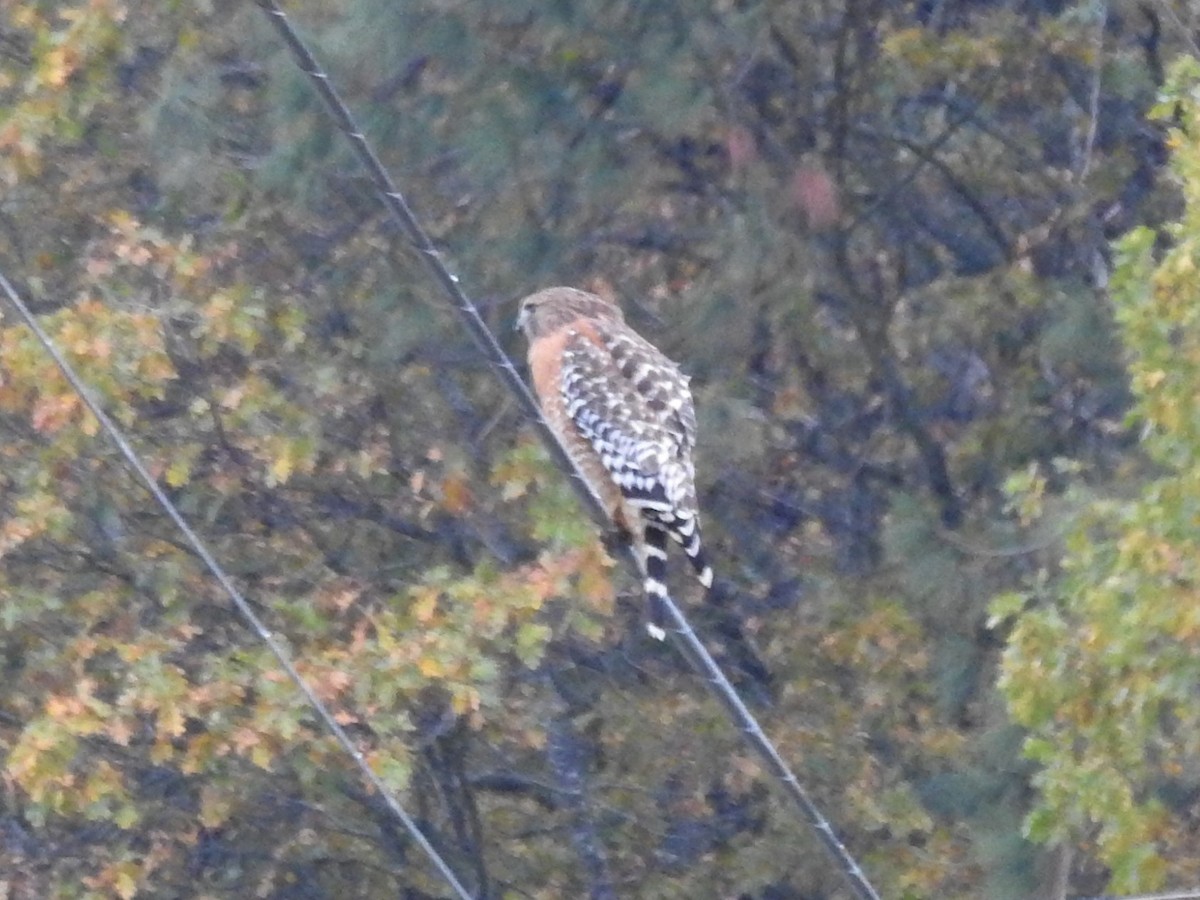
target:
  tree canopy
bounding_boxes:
[1,0,1199,897]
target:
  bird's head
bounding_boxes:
[515,287,624,340]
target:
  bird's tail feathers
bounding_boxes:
[641,523,670,640]
[655,510,714,589]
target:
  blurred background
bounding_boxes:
[2,1,1199,896]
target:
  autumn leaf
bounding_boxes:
[30,392,79,433]
[316,667,352,700]
[411,589,440,625]
[268,450,294,486]
[165,456,191,487]
[440,471,473,514]
[41,46,78,88]
[199,784,234,829]
[159,704,186,738]
[107,717,134,747]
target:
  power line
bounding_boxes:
[0,270,477,900]
[249,3,882,898]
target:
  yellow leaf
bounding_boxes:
[165,457,191,488]
[250,743,273,770]
[42,46,76,89]
[499,477,527,501]
[114,804,138,830]
[412,590,439,624]
[181,733,217,775]
[150,738,173,764]
[159,705,186,738]
[269,447,294,486]
[115,867,138,900]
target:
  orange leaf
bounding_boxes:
[30,392,79,433]
[107,718,133,747]
[441,473,473,514]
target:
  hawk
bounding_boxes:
[516,286,712,636]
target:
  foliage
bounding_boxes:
[998,55,1200,893]
[0,0,125,184]
[0,0,1196,896]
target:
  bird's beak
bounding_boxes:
[515,304,528,333]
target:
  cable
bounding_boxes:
[250,3,882,897]
[0,271,476,900]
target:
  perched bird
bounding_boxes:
[516,286,712,637]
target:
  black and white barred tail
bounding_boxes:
[640,511,714,640]
[664,508,714,589]
[642,523,672,639]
